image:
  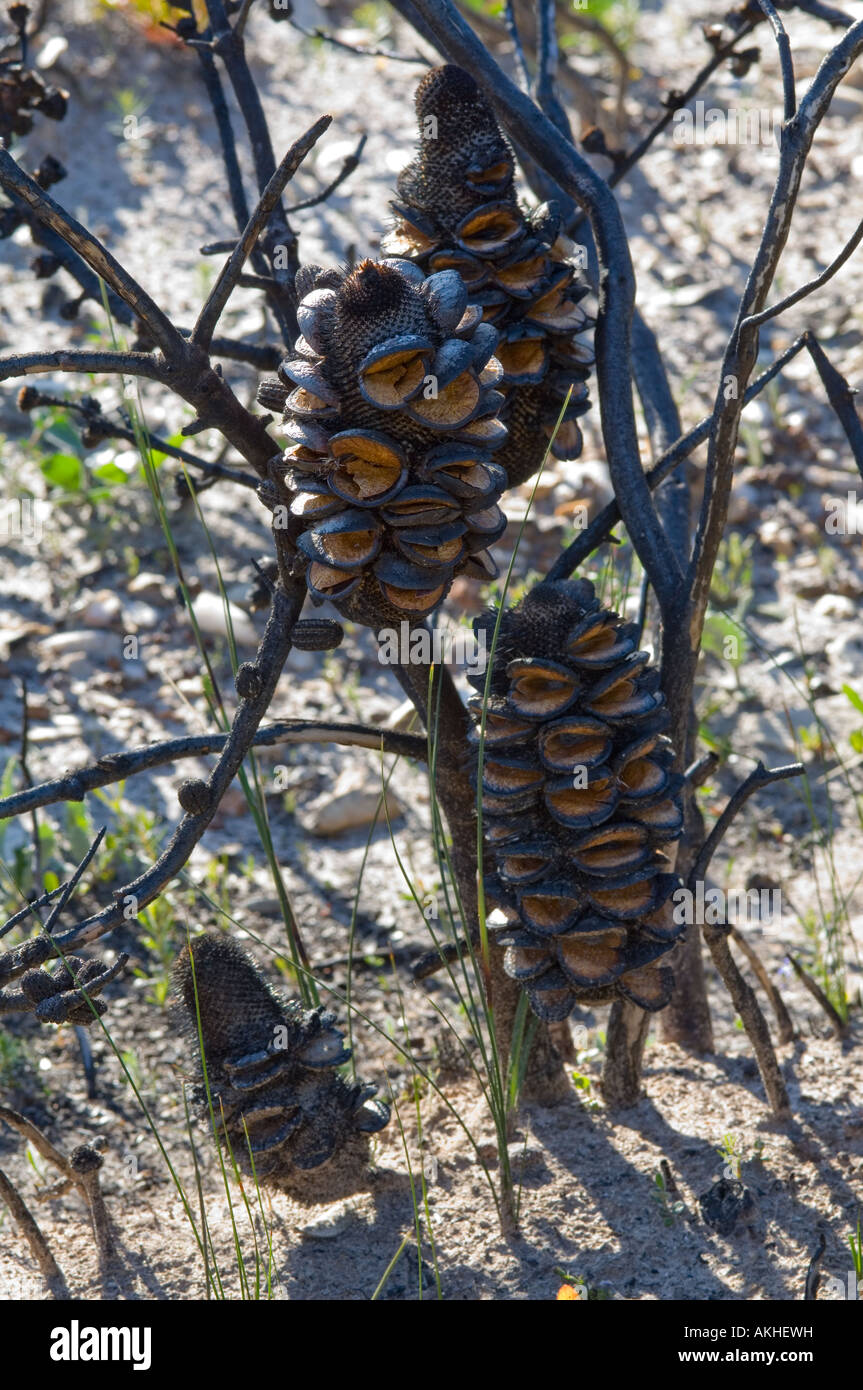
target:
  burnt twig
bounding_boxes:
[0,348,172,384]
[286,14,428,65]
[16,385,259,487]
[0,151,278,472]
[804,1228,827,1300]
[688,761,804,888]
[0,149,182,357]
[756,0,797,120]
[787,953,847,1036]
[0,1107,116,1287]
[503,1,530,91]
[702,925,792,1116]
[192,114,332,350]
[0,1167,68,1298]
[287,134,367,213]
[604,17,760,192]
[200,0,301,331]
[804,332,863,479]
[534,0,569,140]
[0,580,306,982]
[549,333,812,580]
[0,720,428,822]
[742,216,863,332]
[730,925,795,1045]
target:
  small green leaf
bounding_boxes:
[43,870,60,893]
[150,432,183,468]
[93,461,129,485]
[40,453,83,490]
[850,730,863,754]
[842,683,863,716]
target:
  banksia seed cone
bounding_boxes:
[174,934,389,1189]
[468,581,684,1021]
[260,256,508,623]
[381,64,593,489]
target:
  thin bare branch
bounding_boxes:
[44,829,107,936]
[503,1,531,90]
[756,0,797,119]
[688,761,804,888]
[787,953,847,1035]
[16,388,259,485]
[193,115,332,349]
[0,721,428,821]
[0,580,307,982]
[730,925,795,1045]
[287,134,367,213]
[202,0,302,330]
[548,332,811,580]
[534,0,568,138]
[0,149,184,359]
[0,1167,68,1297]
[689,19,863,640]
[0,883,70,940]
[604,18,760,192]
[741,215,863,330]
[787,0,854,26]
[701,925,791,1116]
[287,14,428,64]
[0,1105,72,1174]
[0,349,169,384]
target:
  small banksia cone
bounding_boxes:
[259,256,508,624]
[468,581,684,1022]
[381,64,593,488]
[174,934,389,1194]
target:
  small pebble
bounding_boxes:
[301,1201,358,1240]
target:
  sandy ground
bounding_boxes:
[1,0,862,1300]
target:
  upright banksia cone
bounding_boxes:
[174,934,389,1190]
[381,65,593,488]
[259,256,509,623]
[468,581,684,1021]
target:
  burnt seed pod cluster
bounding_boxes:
[16,952,127,1026]
[260,255,510,622]
[382,64,593,488]
[174,934,389,1188]
[255,257,511,625]
[468,581,685,1021]
[0,48,67,142]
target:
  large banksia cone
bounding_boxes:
[381,64,593,488]
[258,256,509,624]
[174,934,389,1194]
[468,581,684,1022]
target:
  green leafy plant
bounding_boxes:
[717,1132,743,1181]
[651,1168,685,1226]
